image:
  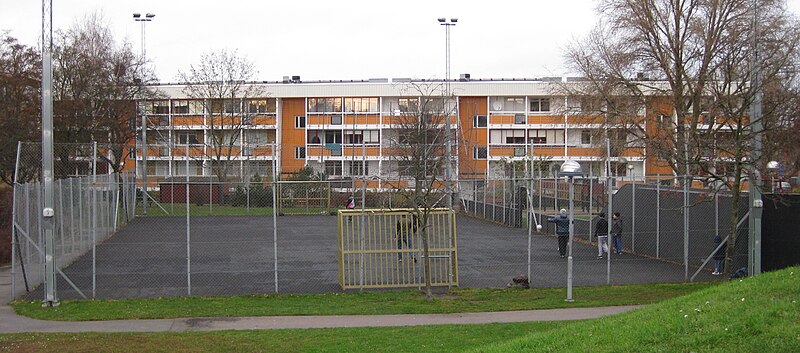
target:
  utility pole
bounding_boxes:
[134,12,155,214]
[438,17,457,210]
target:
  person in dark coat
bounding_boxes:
[595,213,609,259]
[611,212,623,255]
[712,235,727,275]
[548,208,570,258]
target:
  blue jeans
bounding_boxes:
[715,259,724,273]
[612,235,622,254]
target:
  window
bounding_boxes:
[528,129,565,145]
[514,147,526,157]
[295,116,306,128]
[224,100,241,114]
[581,130,592,145]
[344,97,379,113]
[330,115,342,125]
[324,130,343,144]
[349,161,370,176]
[579,96,602,113]
[151,101,169,115]
[473,146,487,159]
[514,114,526,124]
[308,98,342,112]
[490,130,525,144]
[345,130,379,144]
[398,98,418,113]
[246,130,272,146]
[473,115,487,128]
[490,97,525,111]
[247,99,276,114]
[325,161,343,176]
[172,101,190,114]
[176,132,200,145]
[529,98,550,112]
[295,146,306,159]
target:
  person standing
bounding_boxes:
[548,209,570,258]
[595,213,609,259]
[396,214,417,262]
[712,235,727,275]
[611,212,623,255]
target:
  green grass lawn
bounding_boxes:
[473,265,800,353]
[12,282,713,321]
[0,321,565,353]
[3,267,797,352]
[2,267,798,352]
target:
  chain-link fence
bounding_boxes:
[10,141,752,300]
[11,142,137,299]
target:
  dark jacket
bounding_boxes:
[611,218,623,237]
[595,216,609,236]
[712,236,727,260]
[547,215,570,235]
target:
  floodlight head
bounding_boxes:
[559,160,583,177]
[133,13,141,18]
[451,18,458,23]
[146,13,155,19]
[767,160,780,170]
[627,164,634,170]
[438,18,446,23]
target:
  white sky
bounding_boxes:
[3,0,800,83]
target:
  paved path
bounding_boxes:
[0,265,640,333]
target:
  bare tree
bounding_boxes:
[0,33,40,184]
[386,82,455,299]
[51,13,154,177]
[177,50,265,184]
[564,0,800,276]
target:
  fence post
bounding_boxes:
[656,176,661,259]
[684,174,690,281]
[631,173,636,253]
[185,142,191,296]
[92,141,97,298]
[271,144,279,293]
[11,142,21,297]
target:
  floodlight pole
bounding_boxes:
[559,160,582,302]
[439,17,457,210]
[41,0,58,307]
[134,12,155,215]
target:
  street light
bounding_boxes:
[767,161,779,193]
[559,160,582,302]
[438,17,457,211]
[133,12,154,214]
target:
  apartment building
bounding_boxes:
[135,77,669,188]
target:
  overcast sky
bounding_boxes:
[3,0,800,83]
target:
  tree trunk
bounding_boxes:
[420,214,433,299]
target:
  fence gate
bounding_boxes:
[337,208,458,290]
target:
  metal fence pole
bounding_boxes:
[631,172,636,253]
[11,142,21,297]
[185,142,191,296]
[656,175,661,259]
[684,174,690,281]
[92,142,97,298]
[271,144,279,293]
[606,138,612,284]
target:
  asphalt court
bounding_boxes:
[28,214,715,299]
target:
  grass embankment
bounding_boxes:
[12,282,712,321]
[473,265,800,353]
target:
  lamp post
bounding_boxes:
[133,12,154,215]
[767,161,779,193]
[560,160,582,302]
[438,17,457,211]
